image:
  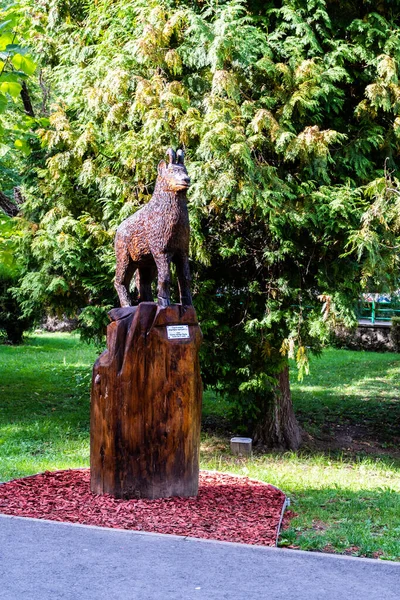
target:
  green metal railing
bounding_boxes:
[357,300,400,324]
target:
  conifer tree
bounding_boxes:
[2,0,400,446]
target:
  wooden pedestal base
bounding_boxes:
[90,302,202,499]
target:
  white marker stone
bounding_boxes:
[230,437,252,457]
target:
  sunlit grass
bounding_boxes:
[1,334,400,560]
[0,333,98,479]
[200,444,400,560]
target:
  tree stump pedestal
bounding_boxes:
[90,302,202,499]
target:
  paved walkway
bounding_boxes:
[0,514,399,600]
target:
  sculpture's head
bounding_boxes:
[157,148,191,192]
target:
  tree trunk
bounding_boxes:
[253,365,302,450]
[0,191,19,217]
[20,81,35,117]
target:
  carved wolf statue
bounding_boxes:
[114,148,193,308]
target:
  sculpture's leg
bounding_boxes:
[154,253,172,308]
[175,253,193,306]
[115,253,135,307]
[138,265,156,302]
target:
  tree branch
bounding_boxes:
[39,69,50,116]
[20,81,35,118]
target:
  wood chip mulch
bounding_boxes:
[0,469,286,546]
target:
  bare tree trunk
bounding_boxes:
[20,81,35,117]
[253,365,302,450]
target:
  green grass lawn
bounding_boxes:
[1,335,400,560]
[292,349,400,452]
[0,333,98,477]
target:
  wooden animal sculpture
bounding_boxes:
[114,148,193,308]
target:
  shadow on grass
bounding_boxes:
[290,349,400,456]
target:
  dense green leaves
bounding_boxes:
[0,1,38,190]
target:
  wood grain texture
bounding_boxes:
[90,302,202,499]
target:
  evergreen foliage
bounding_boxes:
[1,0,400,442]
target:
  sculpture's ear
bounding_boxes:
[157,160,167,175]
[176,149,185,165]
[166,147,176,164]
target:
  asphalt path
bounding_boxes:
[0,514,399,600]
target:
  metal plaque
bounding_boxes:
[167,325,190,340]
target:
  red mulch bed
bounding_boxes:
[0,469,286,546]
